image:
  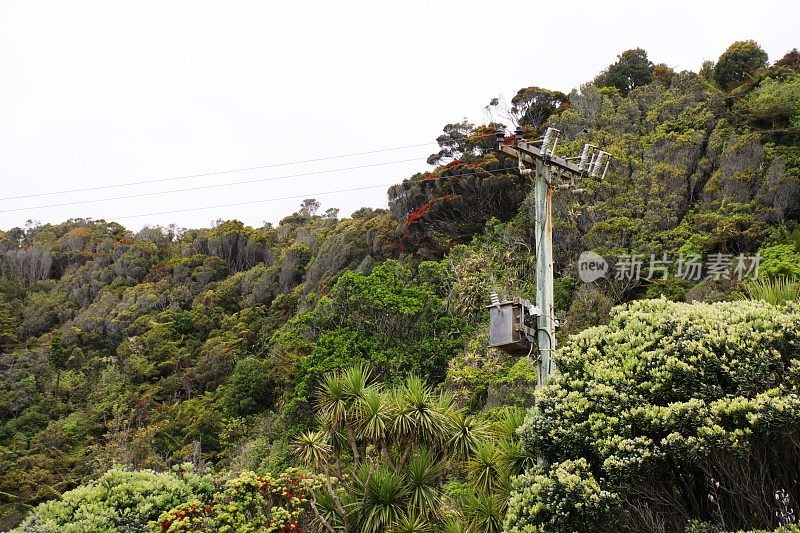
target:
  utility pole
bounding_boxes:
[487,126,611,388]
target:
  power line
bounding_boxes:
[0,158,424,214]
[0,130,505,202]
[0,142,436,202]
[103,166,522,221]
[114,184,397,220]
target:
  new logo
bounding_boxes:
[578,251,609,282]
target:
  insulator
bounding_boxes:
[542,128,561,155]
[600,152,612,180]
[591,152,608,177]
[578,144,594,172]
[540,128,556,155]
[490,291,500,305]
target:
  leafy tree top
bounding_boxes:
[713,40,769,90]
[593,48,654,96]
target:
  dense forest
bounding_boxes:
[2,40,800,532]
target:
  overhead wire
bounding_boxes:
[105,165,523,221]
[0,131,505,203]
[113,183,397,220]
[0,157,424,214]
[0,130,520,222]
[0,141,437,202]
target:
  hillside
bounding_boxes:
[2,42,800,532]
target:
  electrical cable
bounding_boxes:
[0,142,436,202]
[114,183,396,220]
[0,157,424,214]
[2,152,522,214]
[0,130,508,203]
[107,165,521,220]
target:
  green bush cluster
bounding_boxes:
[13,465,323,533]
[13,465,213,532]
[508,299,800,532]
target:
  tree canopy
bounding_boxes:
[593,48,655,95]
[714,40,769,90]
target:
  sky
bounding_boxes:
[0,0,797,232]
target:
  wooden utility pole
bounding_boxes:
[489,127,610,387]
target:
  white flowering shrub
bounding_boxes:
[507,299,800,532]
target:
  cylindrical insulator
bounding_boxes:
[541,128,554,155]
[578,144,592,171]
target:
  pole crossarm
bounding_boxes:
[498,141,584,178]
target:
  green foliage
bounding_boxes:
[222,357,279,417]
[289,260,467,417]
[505,458,618,533]
[446,330,536,410]
[511,298,800,532]
[758,243,800,278]
[741,276,800,304]
[593,48,654,95]
[0,301,19,348]
[181,469,321,533]
[13,465,322,533]
[13,465,214,532]
[388,152,527,256]
[714,40,769,90]
[644,277,693,301]
[292,366,527,533]
[4,41,800,532]
[776,48,800,72]
[509,86,568,130]
[563,285,614,333]
[427,120,480,166]
[445,218,535,321]
[744,75,800,128]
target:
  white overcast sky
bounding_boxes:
[1,1,797,231]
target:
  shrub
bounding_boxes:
[222,357,279,417]
[505,458,619,533]
[510,298,800,532]
[13,465,213,532]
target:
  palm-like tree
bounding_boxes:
[461,492,505,533]
[292,430,331,469]
[391,507,433,533]
[441,518,466,533]
[342,363,371,399]
[318,363,372,461]
[447,411,487,460]
[490,407,526,442]
[358,465,409,533]
[467,441,504,494]
[404,448,443,519]
[492,407,535,477]
[393,376,452,455]
[305,365,521,533]
[356,386,394,464]
[740,276,800,304]
[318,373,350,430]
[293,429,352,532]
[497,437,535,479]
[310,481,356,533]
